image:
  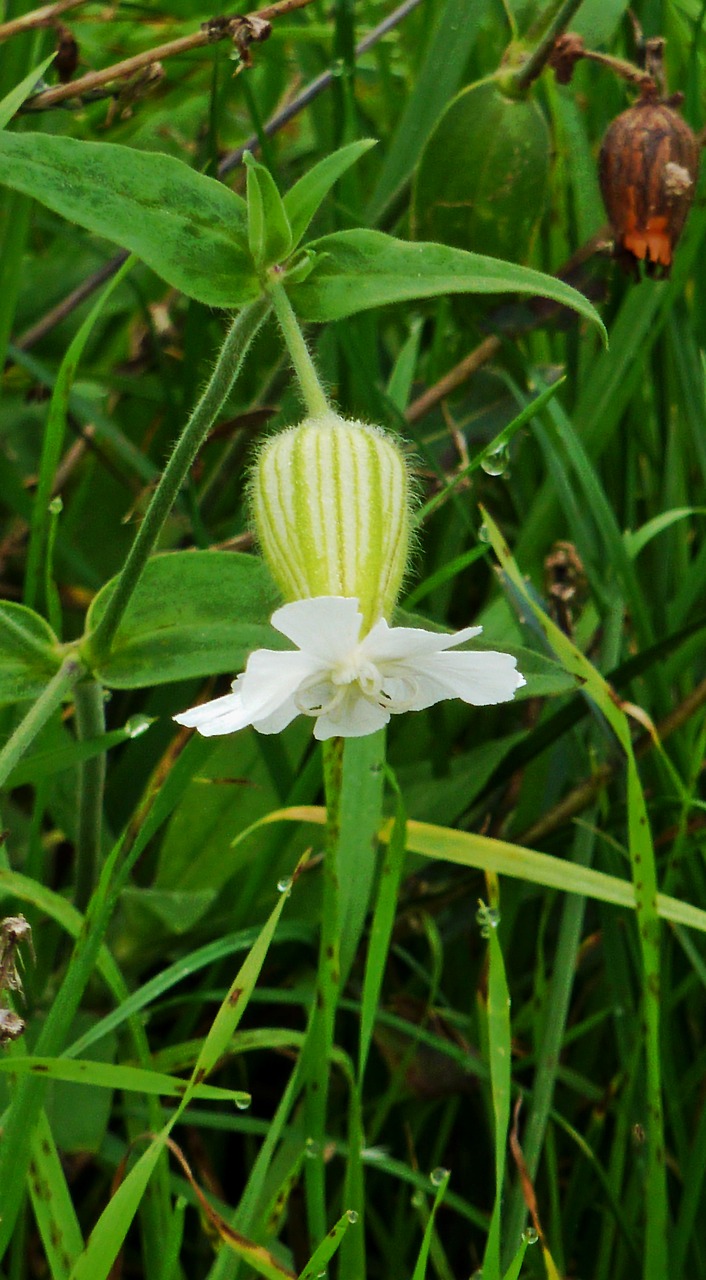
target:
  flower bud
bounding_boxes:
[251,412,411,630]
[599,95,699,275]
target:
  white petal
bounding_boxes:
[397,650,525,711]
[271,597,363,663]
[251,696,303,735]
[240,648,321,718]
[362,617,483,662]
[173,650,320,739]
[173,689,254,736]
[313,687,391,740]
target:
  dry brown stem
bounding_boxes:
[0,0,85,44]
[18,0,314,110]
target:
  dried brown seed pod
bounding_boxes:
[55,24,79,84]
[599,95,700,276]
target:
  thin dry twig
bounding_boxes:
[405,337,502,426]
[0,0,85,44]
[20,0,313,111]
[15,252,129,351]
[218,0,423,174]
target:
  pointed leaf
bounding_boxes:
[245,153,292,268]
[0,132,259,307]
[289,229,607,339]
[0,56,56,130]
[0,602,61,705]
[284,139,377,249]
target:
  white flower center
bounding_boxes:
[294,650,419,719]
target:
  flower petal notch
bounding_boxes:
[174,597,525,742]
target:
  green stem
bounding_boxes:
[304,736,343,1255]
[74,678,106,912]
[0,656,83,791]
[511,0,585,92]
[87,298,270,664]
[268,278,330,417]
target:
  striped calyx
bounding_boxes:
[251,412,411,631]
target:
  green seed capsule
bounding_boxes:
[412,80,551,264]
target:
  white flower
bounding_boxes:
[174,597,525,742]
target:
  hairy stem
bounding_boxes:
[268,277,330,417]
[0,656,83,790]
[87,298,269,664]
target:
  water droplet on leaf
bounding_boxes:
[277,876,293,893]
[346,1209,359,1223]
[430,1167,449,1186]
[125,714,152,739]
[480,444,510,477]
[522,1227,539,1245]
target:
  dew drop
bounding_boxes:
[410,1190,424,1208]
[476,905,500,938]
[346,1209,359,1224]
[48,495,63,515]
[522,1227,539,1245]
[480,444,510,477]
[305,1137,320,1159]
[235,1095,251,1111]
[277,876,293,894]
[478,521,490,544]
[126,714,152,739]
[430,1166,449,1187]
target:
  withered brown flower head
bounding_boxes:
[0,914,33,998]
[599,94,700,277]
[0,1008,25,1045]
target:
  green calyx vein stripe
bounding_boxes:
[252,415,410,627]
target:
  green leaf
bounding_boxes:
[245,152,292,269]
[0,602,61,706]
[623,507,706,558]
[29,1111,84,1279]
[410,1168,451,1280]
[0,132,259,308]
[0,1055,249,1107]
[299,1211,356,1280]
[0,56,56,130]
[289,230,607,338]
[172,870,301,1122]
[284,139,377,249]
[258,806,706,934]
[84,551,282,688]
[68,1137,166,1280]
[480,902,512,1280]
